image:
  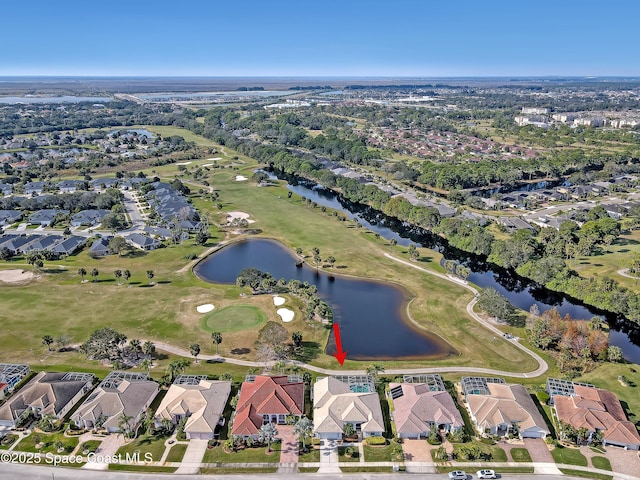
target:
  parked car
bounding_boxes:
[448,471,467,480]
[477,470,497,479]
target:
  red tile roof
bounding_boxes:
[231,376,303,436]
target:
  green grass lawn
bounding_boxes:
[551,445,588,466]
[451,441,508,462]
[298,446,320,462]
[108,465,177,473]
[17,430,79,454]
[0,434,19,450]
[116,433,170,462]
[559,468,612,480]
[510,447,532,462]
[79,440,102,453]
[591,456,612,471]
[165,443,188,463]
[338,446,360,462]
[201,305,267,333]
[363,444,394,462]
[201,444,281,463]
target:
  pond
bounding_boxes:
[194,238,456,361]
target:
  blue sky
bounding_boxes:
[2,0,639,76]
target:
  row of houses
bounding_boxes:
[0,208,112,228]
[8,178,148,197]
[0,234,87,256]
[1,367,638,450]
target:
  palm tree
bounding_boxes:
[366,363,385,385]
[190,343,201,363]
[313,253,321,270]
[294,417,313,452]
[146,270,154,285]
[390,238,397,252]
[326,256,336,269]
[129,339,141,359]
[166,359,191,383]
[274,360,286,374]
[90,268,99,282]
[42,335,54,351]
[118,412,134,439]
[292,331,303,349]
[139,358,152,373]
[258,423,279,453]
[142,340,155,358]
[296,247,303,258]
[456,265,471,281]
[77,267,87,283]
[114,269,122,285]
[123,269,131,284]
[211,332,222,354]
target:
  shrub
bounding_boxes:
[365,436,387,446]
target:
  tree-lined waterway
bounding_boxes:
[276,173,640,363]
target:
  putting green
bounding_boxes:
[200,305,267,333]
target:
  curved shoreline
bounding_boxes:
[192,236,456,360]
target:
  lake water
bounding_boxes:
[0,96,111,104]
[272,172,640,364]
[194,238,456,360]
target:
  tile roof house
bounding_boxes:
[465,383,549,439]
[231,375,304,438]
[124,233,161,251]
[0,371,93,428]
[70,209,111,227]
[72,371,158,433]
[0,210,22,226]
[313,376,385,440]
[28,209,69,226]
[389,382,464,439]
[154,377,231,440]
[553,385,640,450]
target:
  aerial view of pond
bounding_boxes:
[270,172,640,363]
[194,238,456,361]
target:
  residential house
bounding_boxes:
[154,375,231,440]
[57,180,86,193]
[51,236,87,256]
[463,377,549,439]
[313,376,384,440]
[70,209,111,227]
[28,209,69,226]
[91,177,120,191]
[231,375,304,439]
[552,382,640,450]
[72,371,158,433]
[124,233,161,251]
[142,226,174,241]
[0,182,12,196]
[0,210,22,226]
[23,182,45,196]
[0,235,32,255]
[0,372,93,428]
[497,217,536,233]
[89,236,112,257]
[389,377,464,439]
[21,235,64,253]
[603,205,624,220]
[0,364,30,392]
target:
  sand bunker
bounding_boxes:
[176,161,192,166]
[273,296,285,306]
[207,157,222,161]
[0,269,37,284]
[277,308,294,323]
[235,175,248,181]
[227,211,256,224]
[196,304,215,313]
[201,163,214,167]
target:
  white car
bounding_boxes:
[477,469,497,479]
[448,471,467,480]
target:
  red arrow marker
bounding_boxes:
[332,323,347,366]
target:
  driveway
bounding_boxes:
[603,445,640,477]
[402,439,432,462]
[175,439,207,474]
[524,438,561,475]
[82,434,126,471]
[318,439,341,473]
